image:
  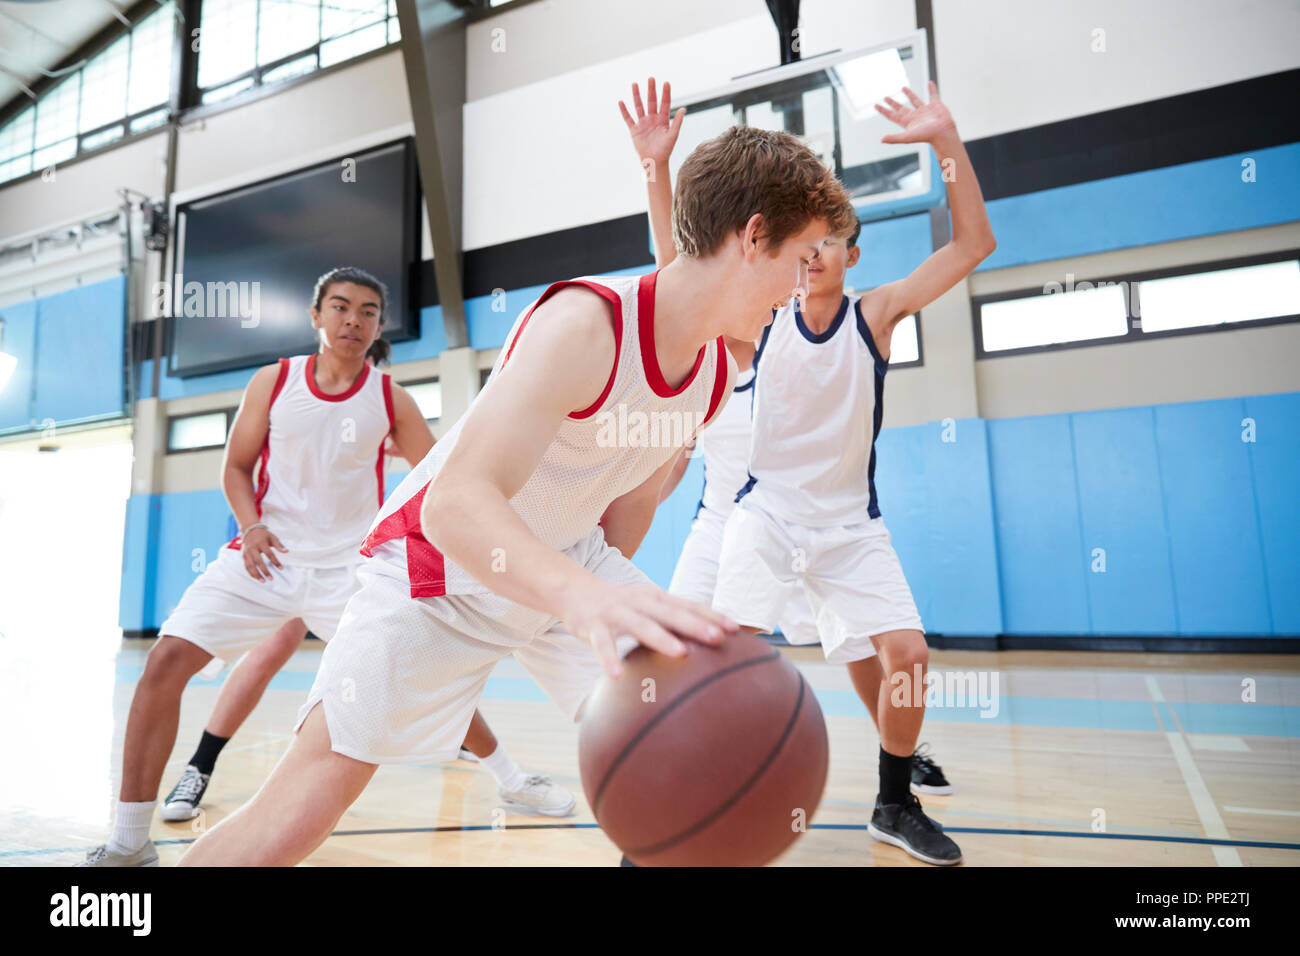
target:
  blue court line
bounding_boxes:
[113,665,1300,738]
[11,824,1297,859]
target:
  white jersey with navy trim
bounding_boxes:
[225,353,395,568]
[737,293,888,527]
[695,366,754,516]
[361,272,731,598]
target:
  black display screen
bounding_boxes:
[168,139,419,377]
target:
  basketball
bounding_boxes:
[578,632,830,866]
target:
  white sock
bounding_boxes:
[478,745,527,792]
[107,800,156,855]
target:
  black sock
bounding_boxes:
[879,746,912,805]
[189,731,230,776]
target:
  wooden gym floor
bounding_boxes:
[1,635,1297,866]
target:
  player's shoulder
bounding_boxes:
[506,281,620,387]
[245,360,287,395]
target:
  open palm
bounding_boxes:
[875,81,954,144]
[618,77,685,166]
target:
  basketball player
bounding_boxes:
[707,83,996,865]
[621,79,954,801]
[178,125,854,866]
[84,268,571,867]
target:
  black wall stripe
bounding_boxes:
[413,70,1298,311]
[965,68,1300,201]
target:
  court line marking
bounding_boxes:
[1144,675,1242,867]
[1222,806,1300,817]
[8,825,1298,858]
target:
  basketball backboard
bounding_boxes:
[669,30,943,225]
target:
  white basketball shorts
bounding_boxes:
[713,500,922,663]
[295,526,649,765]
[160,544,359,669]
[669,504,845,652]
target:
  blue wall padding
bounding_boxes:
[118,494,159,633]
[150,487,233,628]
[1071,407,1179,635]
[1154,398,1272,636]
[873,418,1004,636]
[977,143,1300,271]
[122,393,1299,636]
[849,212,934,290]
[0,299,38,430]
[1244,392,1300,633]
[32,276,126,423]
[987,414,1091,635]
[1,276,125,430]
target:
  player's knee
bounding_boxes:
[880,632,928,673]
[143,636,208,686]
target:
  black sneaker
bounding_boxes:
[160,764,210,822]
[910,743,953,795]
[868,793,962,865]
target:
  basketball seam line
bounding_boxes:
[626,672,810,861]
[591,649,781,814]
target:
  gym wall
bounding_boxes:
[1,0,1295,643]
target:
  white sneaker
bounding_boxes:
[77,843,159,867]
[498,774,576,817]
[457,747,479,763]
[160,764,210,821]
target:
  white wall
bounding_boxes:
[461,0,917,249]
[0,133,168,239]
[933,0,1300,140]
[458,0,1300,248]
[174,49,412,193]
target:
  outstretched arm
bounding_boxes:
[860,82,997,335]
[619,77,684,269]
[420,289,736,677]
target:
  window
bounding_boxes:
[1137,260,1300,333]
[980,283,1129,353]
[889,314,922,367]
[405,378,443,421]
[972,252,1300,357]
[197,0,398,104]
[0,4,176,186]
[167,410,234,452]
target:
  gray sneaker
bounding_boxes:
[161,764,210,821]
[77,843,159,867]
[498,774,576,817]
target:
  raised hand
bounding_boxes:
[875,81,955,144]
[618,77,685,173]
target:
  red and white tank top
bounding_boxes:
[362,272,732,598]
[226,353,395,568]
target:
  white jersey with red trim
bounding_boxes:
[362,272,731,598]
[226,353,395,568]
